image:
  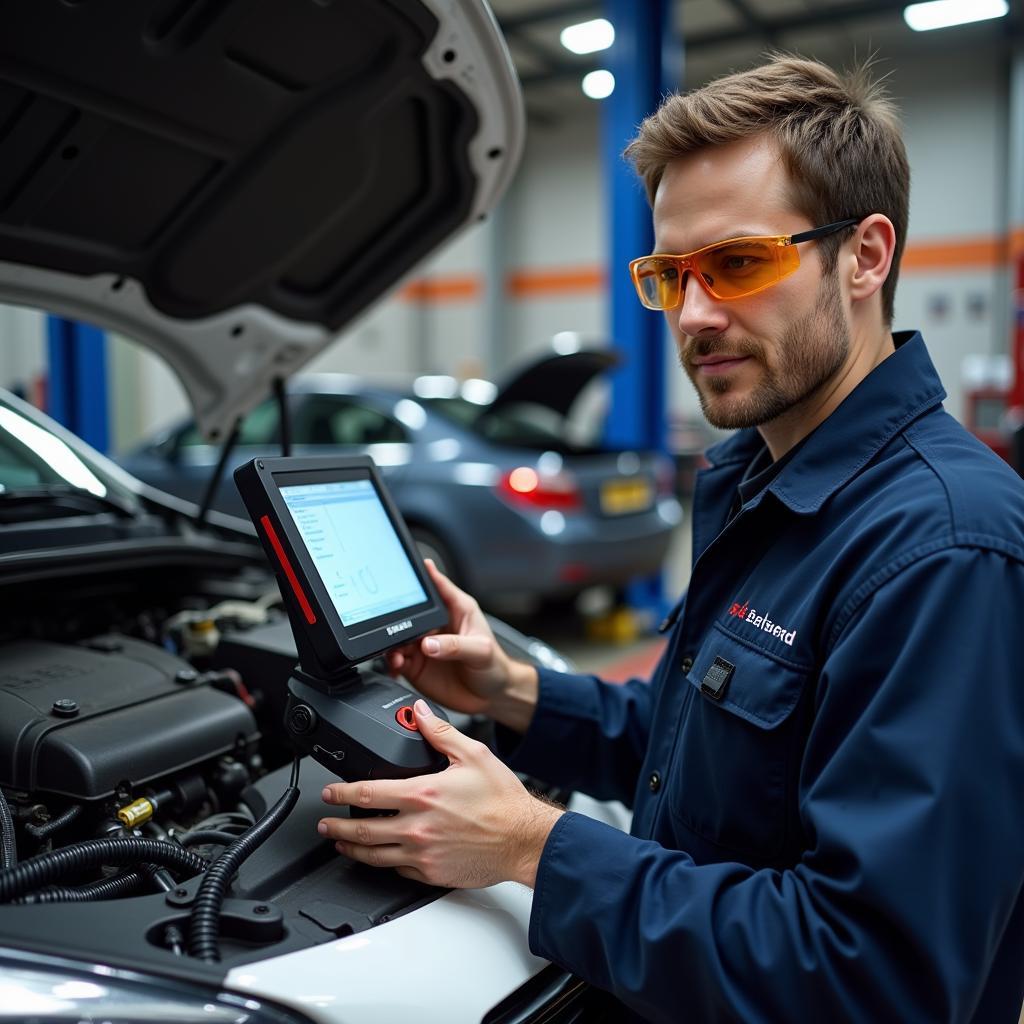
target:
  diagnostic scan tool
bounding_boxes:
[234,456,450,782]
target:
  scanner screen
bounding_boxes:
[280,479,427,627]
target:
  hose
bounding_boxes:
[24,804,82,841]
[14,869,148,904]
[178,830,241,848]
[187,757,300,962]
[0,790,16,868]
[0,837,206,903]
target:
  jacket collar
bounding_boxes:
[702,331,946,514]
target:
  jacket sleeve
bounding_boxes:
[528,548,1024,1023]
[494,659,661,806]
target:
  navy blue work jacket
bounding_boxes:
[503,332,1024,1023]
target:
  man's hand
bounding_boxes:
[386,560,538,733]
[318,700,563,889]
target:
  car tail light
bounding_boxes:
[497,466,582,511]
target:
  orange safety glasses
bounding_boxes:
[629,218,859,310]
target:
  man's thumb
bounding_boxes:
[413,698,466,756]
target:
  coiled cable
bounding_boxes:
[187,756,300,962]
[178,829,241,848]
[0,789,16,868]
[0,837,206,903]
[14,869,148,904]
[24,804,82,841]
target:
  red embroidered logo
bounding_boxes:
[727,599,796,646]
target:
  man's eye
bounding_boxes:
[722,255,756,271]
[660,266,679,281]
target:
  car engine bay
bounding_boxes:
[0,549,463,978]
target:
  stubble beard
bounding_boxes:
[681,275,851,431]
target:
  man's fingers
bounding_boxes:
[318,814,402,846]
[413,699,479,762]
[424,558,472,606]
[395,864,431,885]
[321,779,406,810]
[420,631,493,666]
[335,840,408,870]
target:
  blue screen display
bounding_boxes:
[280,479,427,627]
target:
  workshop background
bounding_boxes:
[1,0,1021,670]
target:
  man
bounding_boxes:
[317,57,1024,1021]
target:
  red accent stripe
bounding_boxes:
[260,515,317,625]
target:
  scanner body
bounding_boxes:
[234,456,450,781]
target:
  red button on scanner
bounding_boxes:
[395,706,418,731]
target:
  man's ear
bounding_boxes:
[847,213,897,304]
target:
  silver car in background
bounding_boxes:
[120,350,682,608]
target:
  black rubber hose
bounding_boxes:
[24,804,82,840]
[14,869,148,904]
[187,782,300,962]
[0,789,16,869]
[0,837,206,903]
[179,829,241,848]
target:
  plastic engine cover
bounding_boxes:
[0,636,258,799]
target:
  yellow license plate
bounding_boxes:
[600,477,653,515]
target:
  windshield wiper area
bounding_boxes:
[0,484,136,522]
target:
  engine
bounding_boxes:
[0,634,261,856]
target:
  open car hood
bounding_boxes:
[0,0,524,441]
[486,347,621,417]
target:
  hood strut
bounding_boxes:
[197,419,241,527]
[197,378,293,526]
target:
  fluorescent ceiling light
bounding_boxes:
[903,0,1007,31]
[582,69,615,100]
[560,18,615,54]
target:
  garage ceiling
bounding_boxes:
[489,0,1023,122]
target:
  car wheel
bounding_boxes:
[410,527,460,585]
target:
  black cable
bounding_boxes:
[0,789,16,869]
[178,829,240,848]
[14,869,148,904]
[24,803,82,841]
[0,837,206,903]
[197,418,241,526]
[188,757,301,962]
[274,377,291,457]
[138,862,177,892]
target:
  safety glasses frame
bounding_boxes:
[629,218,860,310]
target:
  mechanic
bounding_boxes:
[317,56,1024,1022]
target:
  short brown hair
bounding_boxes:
[625,56,910,323]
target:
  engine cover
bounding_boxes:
[0,635,258,799]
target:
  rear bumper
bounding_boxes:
[462,498,682,600]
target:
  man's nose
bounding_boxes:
[676,271,729,337]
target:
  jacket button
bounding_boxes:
[680,655,694,673]
[648,771,661,793]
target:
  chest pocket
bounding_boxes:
[669,624,812,861]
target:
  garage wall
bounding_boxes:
[0,44,1016,449]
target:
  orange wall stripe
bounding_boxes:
[399,233,1024,303]
[399,275,481,302]
[1009,227,1024,261]
[506,267,606,296]
[901,236,1009,271]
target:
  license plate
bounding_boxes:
[600,477,653,515]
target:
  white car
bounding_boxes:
[0,3,627,1020]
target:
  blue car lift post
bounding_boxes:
[46,316,109,454]
[601,0,679,632]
